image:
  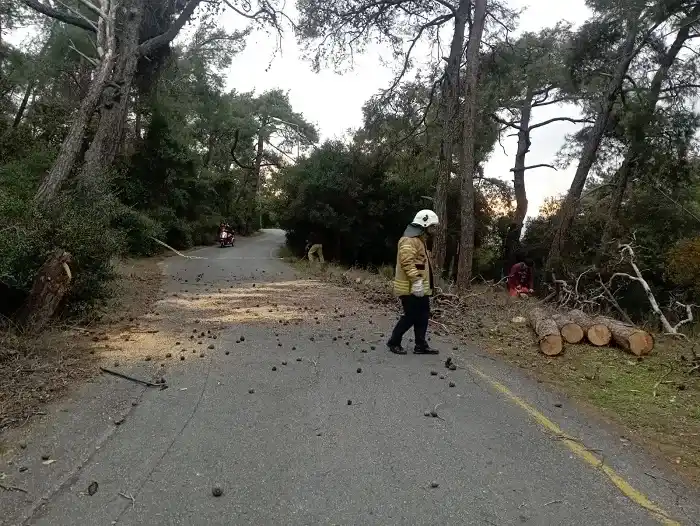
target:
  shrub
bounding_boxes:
[112,206,164,257]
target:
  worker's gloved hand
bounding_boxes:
[411,279,425,297]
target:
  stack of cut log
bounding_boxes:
[527,308,654,357]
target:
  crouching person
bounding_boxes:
[387,210,440,355]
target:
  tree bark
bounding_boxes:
[546,16,642,271]
[250,121,267,231]
[528,307,563,356]
[16,249,73,331]
[455,0,487,292]
[597,13,697,259]
[81,0,144,181]
[432,0,470,271]
[11,80,34,128]
[34,0,118,205]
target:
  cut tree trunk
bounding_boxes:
[568,309,611,346]
[16,249,73,331]
[552,313,584,344]
[598,317,654,356]
[528,307,563,356]
[432,0,470,271]
[455,0,487,292]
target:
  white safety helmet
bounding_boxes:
[412,209,439,228]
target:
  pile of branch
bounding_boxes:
[527,307,654,357]
[550,242,694,337]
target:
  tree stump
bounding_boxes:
[598,317,654,356]
[16,249,73,331]
[552,313,584,344]
[568,309,611,346]
[528,308,563,356]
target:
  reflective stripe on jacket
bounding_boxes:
[393,235,433,296]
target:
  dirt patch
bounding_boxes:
[0,257,165,435]
[299,260,700,488]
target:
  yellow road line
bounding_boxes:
[466,365,681,526]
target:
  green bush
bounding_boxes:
[191,215,221,246]
[112,206,164,256]
[0,186,124,318]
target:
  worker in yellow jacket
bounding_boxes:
[387,209,440,355]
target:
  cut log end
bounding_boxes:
[540,334,563,356]
[587,324,612,347]
[627,331,655,356]
[559,323,584,344]
[529,308,564,356]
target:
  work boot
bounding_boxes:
[414,345,439,355]
[388,343,407,355]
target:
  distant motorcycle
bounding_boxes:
[218,226,235,248]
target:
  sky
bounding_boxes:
[8,0,592,218]
[218,0,592,218]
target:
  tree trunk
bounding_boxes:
[10,23,53,130]
[528,307,563,356]
[568,309,611,346]
[16,249,73,331]
[34,1,118,205]
[11,80,35,128]
[81,0,144,182]
[432,0,470,271]
[552,313,584,344]
[597,14,696,258]
[250,122,267,231]
[204,132,216,167]
[513,84,534,227]
[546,16,642,271]
[455,0,487,292]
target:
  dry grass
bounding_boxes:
[299,258,700,487]
[0,257,165,435]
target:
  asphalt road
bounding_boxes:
[3,229,699,525]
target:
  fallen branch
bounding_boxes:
[609,243,683,334]
[149,237,207,260]
[652,366,673,397]
[429,319,449,333]
[118,491,135,507]
[100,367,165,388]
[0,483,28,493]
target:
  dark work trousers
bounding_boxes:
[388,295,430,349]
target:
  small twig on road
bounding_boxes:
[100,367,165,388]
[119,492,135,507]
[653,366,673,397]
[543,499,563,506]
[428,319,449,333]
[19,411,46,427]
[0,483,28,493]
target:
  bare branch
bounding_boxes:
[21,0,96,32]
[509,163,557,172]
[609,243,677,333]
[139,0,204,56]
[230,130,255,170]
[528,117,594,131]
